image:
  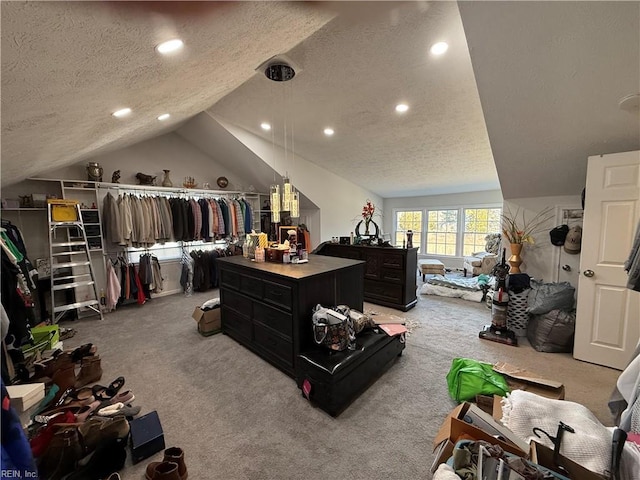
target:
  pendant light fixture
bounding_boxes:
[264,61,300,222]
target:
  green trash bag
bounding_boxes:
[446,357,510,402]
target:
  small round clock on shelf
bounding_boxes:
[216,176,229,189]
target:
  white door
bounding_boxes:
[574,150,640,370]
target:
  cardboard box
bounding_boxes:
[6,383,45,412]
[530,441,607,480]
[431,402,528,473]
[493,361,565,400]
[192,306,221,336]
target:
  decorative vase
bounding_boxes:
[355,219,379,238]
[508,243,523,273]
[162,169,173,187]
[406,230,413,249]
[86,162,103,182]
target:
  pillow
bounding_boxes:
[484,233,502,255]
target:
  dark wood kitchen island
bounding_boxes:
[216,254,365,377]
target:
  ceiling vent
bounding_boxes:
[256,54,302,81]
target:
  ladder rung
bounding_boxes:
[50,222,84,227]
[53,300,99,313]
[51,261,91,269]
[52,274,91,282]
[52,281,95,291]
[52,241,86,247]
[52,251,86,257]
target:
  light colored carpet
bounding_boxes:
[61,280,620,480]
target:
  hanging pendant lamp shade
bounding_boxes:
[291,190,299,218]
[282,174,292,211]
[270,184,281,223]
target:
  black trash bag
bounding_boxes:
[527,309,576,353]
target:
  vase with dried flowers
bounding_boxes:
[355,199,380,238]
[502,206,554,272]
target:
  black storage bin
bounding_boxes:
[296,329,405,416]
[81,210,100,224]
[84,225,101,237]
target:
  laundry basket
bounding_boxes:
[507,289,530,336]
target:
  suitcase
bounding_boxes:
[297,329,405,416]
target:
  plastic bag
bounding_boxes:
[446,357,510,402]
[527,309,576,353]
[527,280,575,315]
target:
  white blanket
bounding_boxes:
[501,390,640,479]
[419,283,484,302]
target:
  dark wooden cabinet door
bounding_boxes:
[363,253,382,280]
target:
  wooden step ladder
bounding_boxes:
[47,200,103,322]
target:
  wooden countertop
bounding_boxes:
[216,254,364,280]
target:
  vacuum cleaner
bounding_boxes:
[479,248,518,346]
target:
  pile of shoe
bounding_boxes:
[23,343,141,479]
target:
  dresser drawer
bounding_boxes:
[364,280,402,303]
[240,275,263,299]
[382,253,404,269]
[381,268,403,284]
[221,289,252,317]
[221,306,252,341]
[253,322,292,367]
[220,269,241,290]
[262,280,292,311]
[253,302,292,338]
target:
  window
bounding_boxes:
[462,208,502,256]
[395,210,422,251]
[393,205,502,257]
[426,209,458,255]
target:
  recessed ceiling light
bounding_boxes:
[261,122,271,131]
[395,103,409,113]
[324,128,334,136]
[430,41,449,55]
[112,108,132,118]
[157,113,171,121]
[156,39,184,55]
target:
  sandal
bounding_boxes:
[91,376,125,401]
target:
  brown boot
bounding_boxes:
[75,355,103,389]
[51,364,76,404]
[145,447,188,480]
[146,461,180,480]
[33,353,73,381]
[79,415,130,455]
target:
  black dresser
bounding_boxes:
[315,243,418,311]
[216,255,364,377]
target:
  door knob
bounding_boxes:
[583,269,595,277]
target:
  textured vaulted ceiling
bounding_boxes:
[209,1,498,197]
[1,1,638,200]
[0,1,334,186]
